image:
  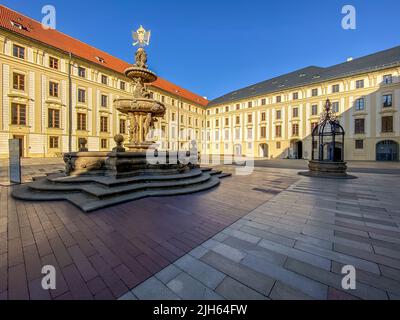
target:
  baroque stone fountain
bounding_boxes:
[12,26,230,212]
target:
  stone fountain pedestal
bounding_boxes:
[11,42,231,212]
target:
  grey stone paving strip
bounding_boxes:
[119,171,400,300]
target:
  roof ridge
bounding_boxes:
[0,4,208,106]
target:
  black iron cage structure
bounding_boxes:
[312,100,345,162]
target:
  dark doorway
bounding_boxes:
[376,140,399,161]
[296,141,303,159]
[13,135,24,158]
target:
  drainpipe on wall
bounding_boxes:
[68,52,72,153]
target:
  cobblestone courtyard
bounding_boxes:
[1,159,400,300]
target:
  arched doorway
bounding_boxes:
[259,143,268,158]
[290,140,303,159]
[376,140,399,161]
[234,144,242,156]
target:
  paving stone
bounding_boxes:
[222,228,261,244]
[212,233,229,242]
[327,287,359,300]
[216,277,266,300]
[201,251,275,295]
[258,238,331,271]
[155,264,182,284]
[295,241,380,274]
[118,291,137,300]
[284,258,388,300]
[132,277,180,300]
[373,245,400,260]
[331,261,400,296]
[167,272,209,300]
[209,242,246,263]
[269,281,313,300]
[379,265,400,282]
[223,236,286,266]
[241,253,328,299]
[240,225,296,247]
[174,254,225,289]
[189,246,209,259]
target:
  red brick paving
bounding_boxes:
[0,169,298,300]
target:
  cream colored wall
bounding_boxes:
[0,30,206,158]
[206,68,400,161]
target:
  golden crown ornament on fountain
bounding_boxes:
[114,25,166,152]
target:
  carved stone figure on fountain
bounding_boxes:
[135,48,148,69]
[143,113,153,141]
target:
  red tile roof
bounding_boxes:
[0,5,209,106]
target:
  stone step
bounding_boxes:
[13,176,221,212]
[46,168,205,187]
[28,173,213,199]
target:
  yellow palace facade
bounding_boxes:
[1,5,400,162]
[206,56,400,161]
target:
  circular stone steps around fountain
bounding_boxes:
[12,168,231,212]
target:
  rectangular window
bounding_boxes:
[276,110,281,120]
[224,129,229,140]
[236,104,240,110]
[292,124,299,136]
[49,136,59,149]
[383,94,393,108]
[356,79,364,89]
[261,112,266,121]
[77,113,87,131]
[276,96,282,103]
[120,81,126,90]
[311,88,318,97]
[293,92,299,100]
[383,74,393,84]
[276,141,281,149]
[235,128,240,139]
[49,57,59,70]
[355,98,365,111]
[382,116,393,133]
[355,119,365,134]
[311,122,318,132]
[119,119,126,134]
[275,125,282,138]
[78,89,86,103]
[248,114,252,123]
[332,84,340,93]
[332,102,339,113]
[225,106,229,112]
[101,95,108,107]
[49,82,59,97]
[311,105,318,116]
[225,118,229,126]
[260,127,266,138]
[355,140,364,149]
[48,109,60,128]
[11,103,26,125]
[247,128,253,139]
[78,67,86,78]
[101,75,108,85]
[292,107,299,118]
[181,115,184,124]
[248,101,253,108]
[207,120,210,128]
[13,73,25,91]
[100,116,108,132]
[236,116,240,125]
[215,119,219,127]
[261,99,266,106]
[171,113,175,121]
[101,139,108,149]
[13,44,25,59]
[215,108,219,114]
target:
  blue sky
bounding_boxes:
[3,0,400,100]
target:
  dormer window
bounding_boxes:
[10,20,28,31]
[299,73,306,77]
[96,56,105,63]
[312,75,321,79]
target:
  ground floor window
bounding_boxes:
[382,116,393,133]
[49,136,59,149]
[11,103,27,125]
[355,140,364,149]
[276,141,281,149]
[101,139,108,149]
